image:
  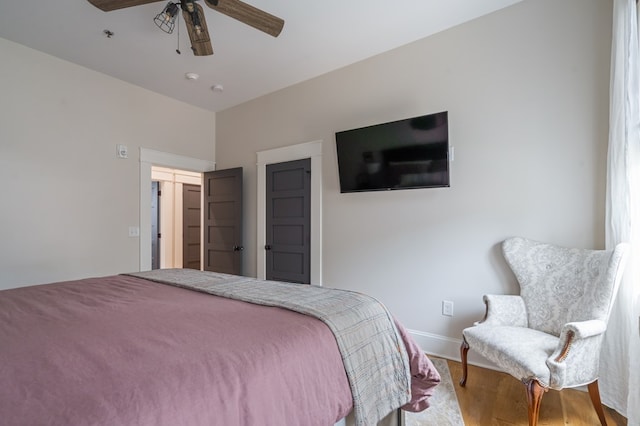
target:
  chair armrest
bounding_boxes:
[560,320,607,340]
[546,319,607,389]
[478,295,528,327]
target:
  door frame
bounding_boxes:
[256,140,322,285]
[139,148,216,271]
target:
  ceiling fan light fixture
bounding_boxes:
[181,0,204,39]
[154,2,180,34]
[87,0,284,57]
[183,0,195,13]
[191,10,202,35]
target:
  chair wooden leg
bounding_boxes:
[459,339,469,387]
[524,379,547,426]
[587,380,608,426]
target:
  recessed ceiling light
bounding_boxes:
[211,84,224,92]
[185,72,199,81]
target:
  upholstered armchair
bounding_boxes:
[460,237,629,426]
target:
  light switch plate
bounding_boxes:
[128,226,140,237]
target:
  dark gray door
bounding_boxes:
[182,183,201,270]
[203,168,243,275]
[151,181,160,270]
[265,158,311,284]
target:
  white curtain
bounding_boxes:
[602,0,640,424]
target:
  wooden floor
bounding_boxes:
[445,359,628,426]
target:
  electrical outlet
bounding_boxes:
[442,300,454,317]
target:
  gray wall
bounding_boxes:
[215,0,612,354]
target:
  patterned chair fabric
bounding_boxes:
[503,237,625,337]
[460,237,628,426]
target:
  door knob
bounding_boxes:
[233,245,244,252]
[265,245,272,251]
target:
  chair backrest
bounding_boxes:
[502,237,628,336]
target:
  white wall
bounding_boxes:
[0,38,215,289]
[215,0,612,357]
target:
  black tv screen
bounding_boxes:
[335,111,449,193]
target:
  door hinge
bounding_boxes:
[158,233,161,239]
[158,190,161,196]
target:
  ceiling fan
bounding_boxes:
[87,0,284,56]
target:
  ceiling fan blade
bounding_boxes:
[183,3,214,56]
[87,0,162,12]
[203,0,284,38]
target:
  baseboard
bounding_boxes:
[406,328,500,372]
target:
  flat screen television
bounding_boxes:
[335,111,449,193]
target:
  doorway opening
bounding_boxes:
[139,148,215,272]
[151,166,203,270]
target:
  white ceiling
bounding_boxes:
[0,0,522,112]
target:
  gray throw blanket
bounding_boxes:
[128,269,411,426]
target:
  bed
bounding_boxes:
[0,269,441,426]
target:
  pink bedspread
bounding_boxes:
[394,318,441,412]
[0,275,352,425]
[0,274,439,425]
